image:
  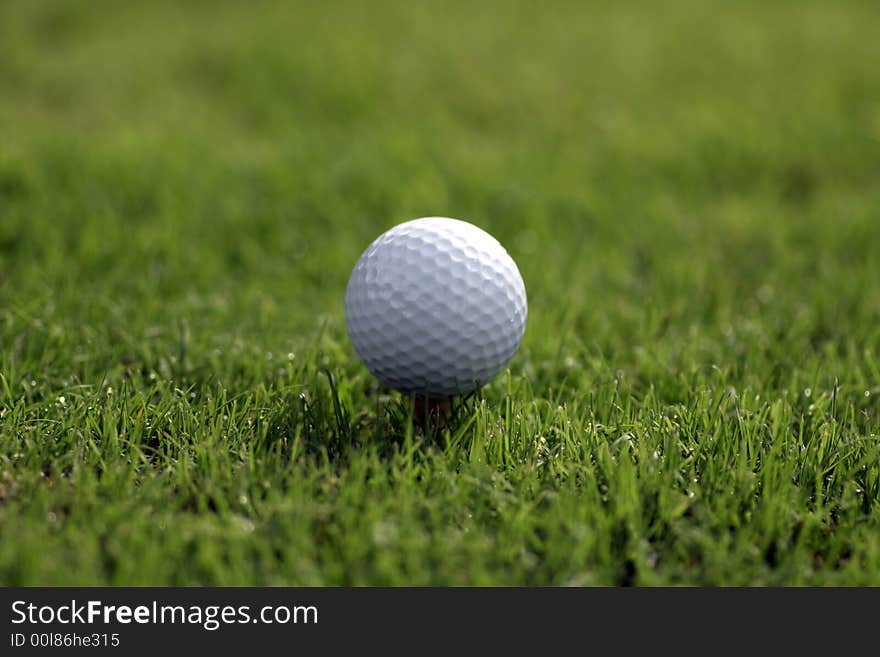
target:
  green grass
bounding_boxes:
[1,0,879,585]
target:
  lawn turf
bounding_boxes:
[1,0,879,585]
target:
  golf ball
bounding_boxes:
[345,217,527,397]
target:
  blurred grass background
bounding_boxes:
[1,0,879,584]
[3,0,878,390]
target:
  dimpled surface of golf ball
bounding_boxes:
[345,217,527,397]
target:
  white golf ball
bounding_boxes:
[345,217,527,397]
